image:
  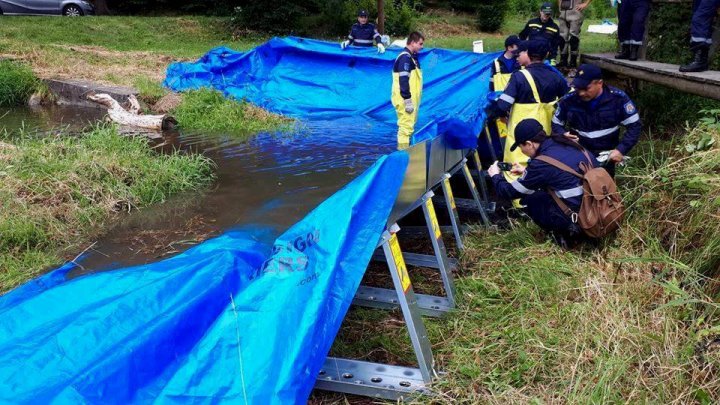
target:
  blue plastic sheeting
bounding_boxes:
[164,37,498,144]
[0,151,409,404]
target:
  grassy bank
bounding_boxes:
[0,126,215,293]
[0,60,41,106]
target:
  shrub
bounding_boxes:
[476,0,509,32]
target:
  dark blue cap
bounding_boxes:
[540,2,553,13]
[572,63,603,89]
[510,119,546,151]
[505,35,521,48]
[517,40,549,58]
[358,10,369,17]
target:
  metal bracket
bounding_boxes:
[460,157,491,227]
[317,227,437,400]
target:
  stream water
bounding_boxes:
[1,106,398,273]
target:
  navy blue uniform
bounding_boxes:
[489,54,519,92]
[552,86,641,156]
[690,0,720,48]
[393,49,420,99]
[618,0,651,45]
[497,63,569,114]
[519,17,561,59]
[348,22,382,46]
[492,138,593,233]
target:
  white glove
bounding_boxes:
[341,40,350,50]
[377,43,386,54]
[404,98,414,114]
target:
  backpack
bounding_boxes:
[535,152,625,238]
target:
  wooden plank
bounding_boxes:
[582,53,720,101]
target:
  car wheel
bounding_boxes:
[63,4,83,16]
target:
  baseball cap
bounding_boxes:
[504,35,521,48]
[572,63,603,89]
[358,10,369,17]
[517,40,549,58]
[540,2,553,14]
[510,119,546,151]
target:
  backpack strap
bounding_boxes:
[534,155,583,179]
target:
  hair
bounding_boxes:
[407,32,425,44]
[528,53,546,62]
[527,132,587,152]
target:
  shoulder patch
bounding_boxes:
[609,87,627,97]
[624,101,636,114]
[403,62,411,71]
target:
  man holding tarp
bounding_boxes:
[341,9,386,54]
[392,32,425,148]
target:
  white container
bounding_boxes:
[473,40,484,53]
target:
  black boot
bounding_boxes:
[629,45,639,61]
[557,53,569,68]
[569,54,578,68]
[615,44,630,59]
[680,47,709,72]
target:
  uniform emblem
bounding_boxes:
[403,62,410,71]
[624,102,636,114]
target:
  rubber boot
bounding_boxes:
[629,45,639,61]
[569,54,578,68]
[615,44,630,60]
[557,53,569,68]
[680,47,709,72]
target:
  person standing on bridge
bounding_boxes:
[493,40,569,183]
[614,0,651,61]
[557,0,593,68]
[679,0,720,72]
[552,64,642,177]
[341,10,386,54]
[520,2,562,62]
[391,32,425,148]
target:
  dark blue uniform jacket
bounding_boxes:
[492,138,594,210]
[348,22,382,46]
[393,48,420,100]
[519,17,561,59]
[552,85,642,155]
[496,63,569,114]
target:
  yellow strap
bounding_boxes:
[520,69,541,104]
[494,59,500,73]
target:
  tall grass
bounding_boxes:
[0,126,215,292]
[0,60,40,106]
[172,88,292,134]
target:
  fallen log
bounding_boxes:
[87,93,177,130]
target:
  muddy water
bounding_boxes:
[1,106,398,272]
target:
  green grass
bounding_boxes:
[134,75,169,105]
[0,60,40,106]
[0,126,215,292]
[172,88,292,134]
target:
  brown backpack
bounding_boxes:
[535,152,625,238]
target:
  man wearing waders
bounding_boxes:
[341,9,386,53]
[392,32,424,149]
[486,35,522,158]
[615,0,651,61]
[557,0,592,68]
[679,0,720,72]
[495,40,569,184]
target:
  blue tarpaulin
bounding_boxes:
[1,38,498,403]
[164,37,498,144]
[0,152,408,404]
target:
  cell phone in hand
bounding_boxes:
[497,162,513,171]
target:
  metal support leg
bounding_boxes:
[471,150,490,204]
[440,173,464,250]
[354,192,456,317]
[461,159,491,227]
[317,228,436,400]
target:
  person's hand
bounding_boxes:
[341,40,350,49]
[608,149,624,163]
[404,99,414,113]
[575,2,589,11]
[510,163,525,175]
[488,161,501,177]
[377,43,386,54]
[564,131,579,141]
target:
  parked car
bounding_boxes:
[0,0,95,16]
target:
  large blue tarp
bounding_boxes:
[164,37,497,144]
[0,151,408,404]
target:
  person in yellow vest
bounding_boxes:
[495,40,569,183]
[391,31,425,149]
[486,35,521,158]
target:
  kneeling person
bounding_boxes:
[488,119,595,244]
